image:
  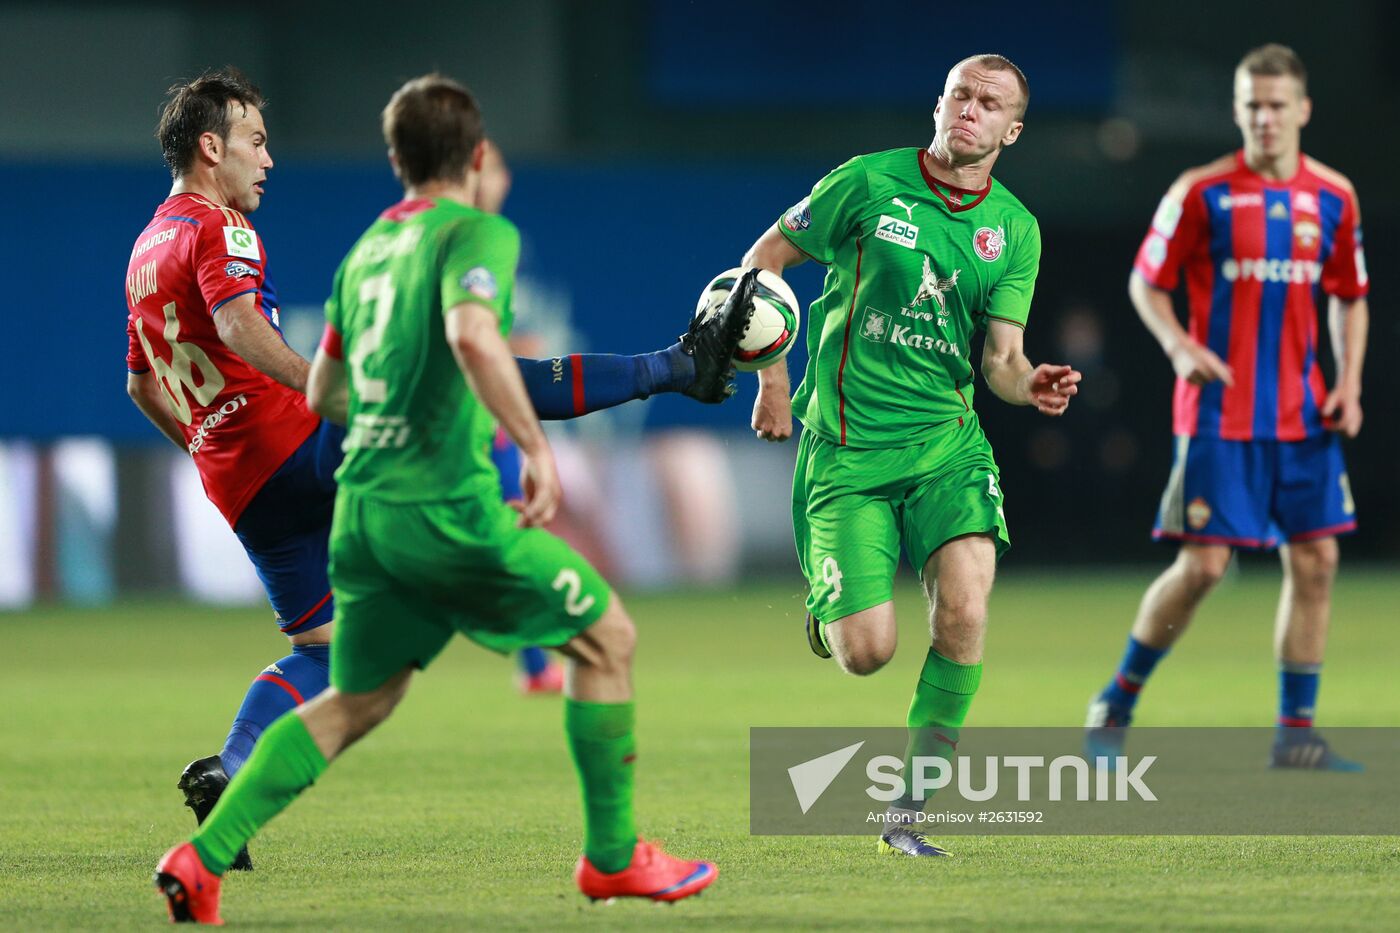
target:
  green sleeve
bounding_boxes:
[441,214,520,330]
[985,217,1040,329]
[776,157,869,265]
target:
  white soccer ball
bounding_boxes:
[694,267,801,372]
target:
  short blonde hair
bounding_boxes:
[1237,44,1307,94]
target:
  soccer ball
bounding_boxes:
[694,267,801,372]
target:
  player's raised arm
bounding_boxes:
[744,225,807,441]
[980,319,1080,416]
[214,292,311,392]
[445,300,560,528]
[1128,272,1234,387]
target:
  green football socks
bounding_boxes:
[191,711,327,874]
[564,699,638,874]
[896,648,983,811]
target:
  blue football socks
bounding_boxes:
[1099,636,1168,714]
[1278,661,1321,728]
[220,643,330,776]
[515,347,693,420]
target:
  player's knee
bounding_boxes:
[837,646,893,677]
[1177,546,1231,592]
[1286,540,1339,592]
[935,592,988,634]
[830,627,896,676]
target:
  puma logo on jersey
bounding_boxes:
[891,197,917,221]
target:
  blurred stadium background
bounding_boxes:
[1,0,1396,608]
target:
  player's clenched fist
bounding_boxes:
[752,385,794,441]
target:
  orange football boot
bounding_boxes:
[154,842,224,925]
[575,839,717,903]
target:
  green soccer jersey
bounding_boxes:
[779,147,1040,448]
[325,197,520,501]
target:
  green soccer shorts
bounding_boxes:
[792,412,1010,625]
[327,488,611,694]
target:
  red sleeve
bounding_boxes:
[1133,184,1207,291]
[126,314,149,373]
[194,216,266,315]
[319,323,343,360]
[1321,190,1369,300]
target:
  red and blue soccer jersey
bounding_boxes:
[1134,151,1368,442]
[125,193,319,526]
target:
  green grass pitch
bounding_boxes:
[3,567,1398,929]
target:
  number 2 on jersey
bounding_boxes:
[552,568,597,617]
[348,272,396,404]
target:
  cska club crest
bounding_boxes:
[973,225,1005,262]
[1186,497,1212,531]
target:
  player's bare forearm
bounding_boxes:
[981,345,1033,404]
[1130,271,1233,386]
[1328,296,1368,393]
[752,356,794,441]
[447,301,560,526]
[745,227,803,441]
[1129,272,1187,356]
[126,371,187,449]
[307,350,349,425]
[1322,296,1367,437]
[446,303,548,456]
[981,319,1080,416]
[743,225,807,275]
[214,294,310,393]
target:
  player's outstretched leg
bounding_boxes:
[681,266,758,403]
[510,272,755,419]
[154,670,411,924]
[559,600,717,902]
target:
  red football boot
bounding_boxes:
[154,842,224,925]
[575,839,717,903]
